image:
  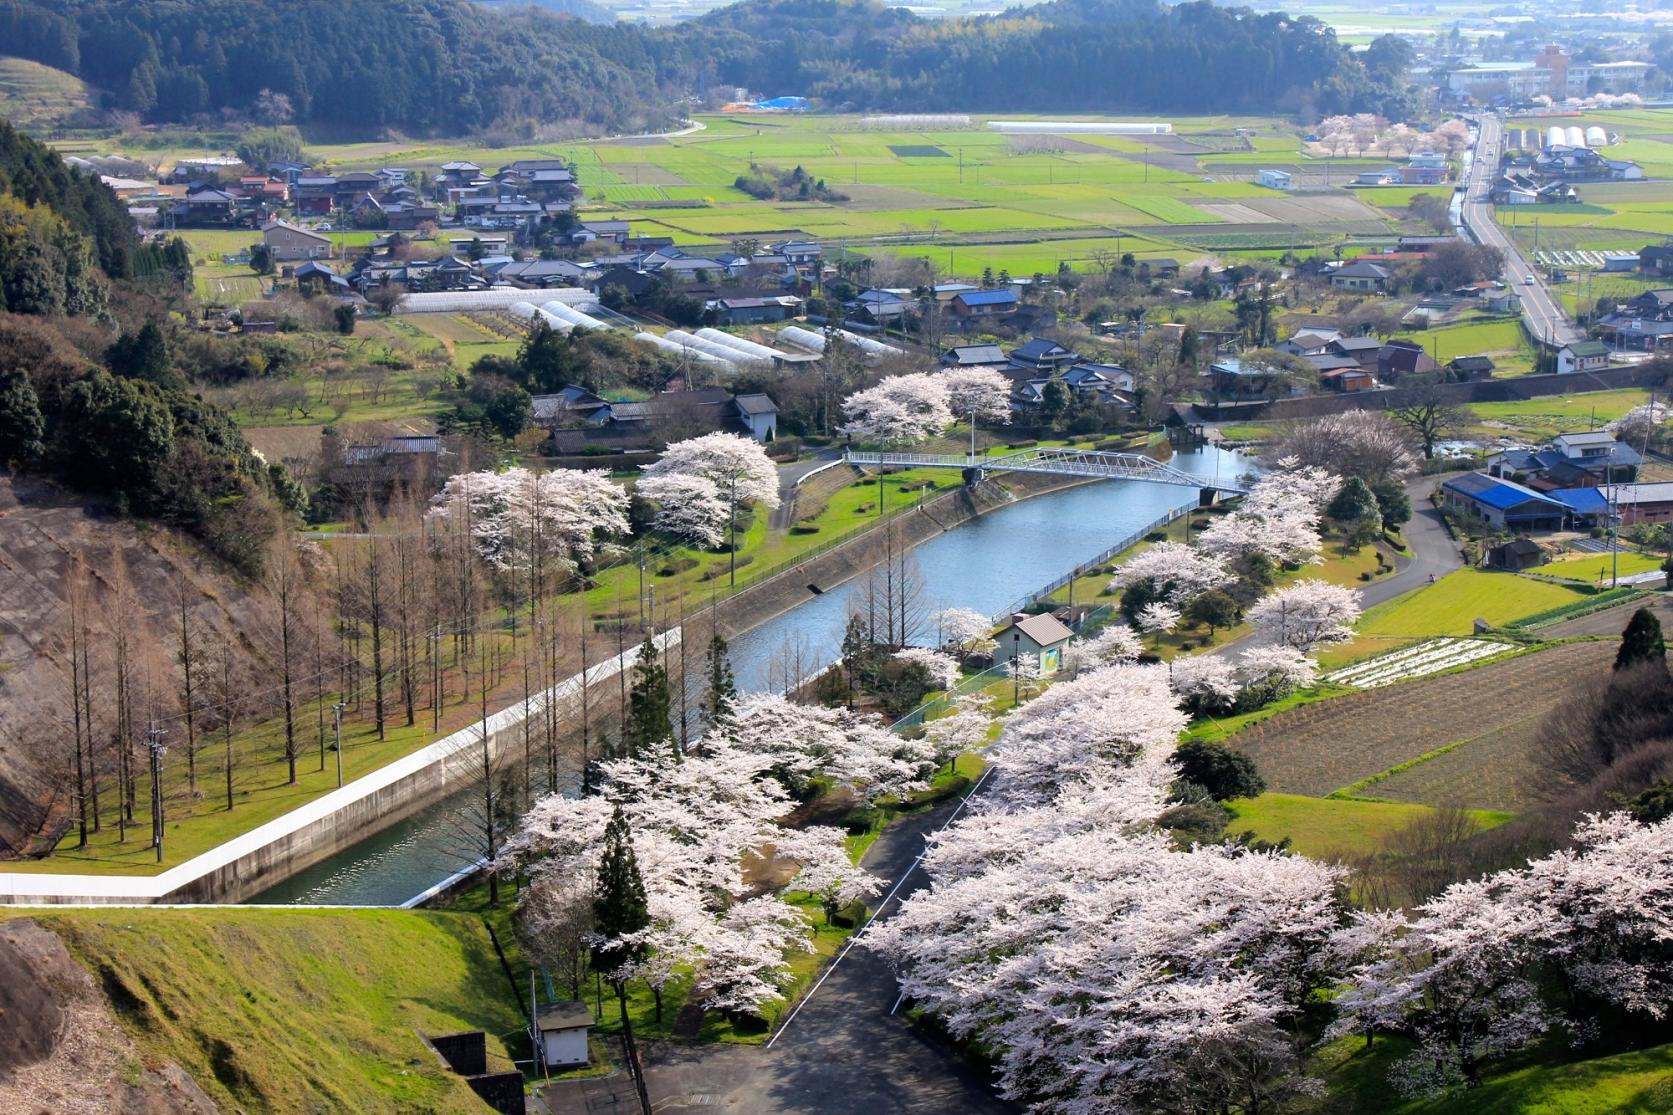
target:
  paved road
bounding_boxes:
[769,450,846,529]
[1358,475,1466,609]
[1460,114,1581,348]
[541,791,1016,1115]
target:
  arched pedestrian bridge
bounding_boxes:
[843,446,1248,498]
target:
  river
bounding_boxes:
[248,444,1249,906]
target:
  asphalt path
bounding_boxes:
[540,787,1016,1115]
[1358,475,1466,609]
[1460,115,1581,348]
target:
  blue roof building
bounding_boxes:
[1441,472,1572,533]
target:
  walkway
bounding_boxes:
[845,447,1246,494]
[770,450,845,529]
[1358,474,1466,609]
[540,793,1016,1114]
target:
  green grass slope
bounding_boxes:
[8,908,523,1114]
[0,57,96,129]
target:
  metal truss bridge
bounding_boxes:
[843,446,1248,496]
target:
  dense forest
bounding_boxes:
[0,0,1410,137]
[0,123,294,574]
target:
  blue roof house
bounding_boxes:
[949,288,1019,318]
[1441,472,1571,533]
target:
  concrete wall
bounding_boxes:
[1194,363,1665,425]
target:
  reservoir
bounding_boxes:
[249,445,1248,905]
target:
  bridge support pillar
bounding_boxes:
[963,466,985,486]
[1198,487,1221,508]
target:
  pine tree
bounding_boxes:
[0,367,45,467]
[624,635,673,760]
[1616,607,1667,672]
[701,630,737,738]
[593,805,653,1115]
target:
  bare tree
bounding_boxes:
[267,542,308,785]
[1391,385,1472,459]
[174,574,202,797]
[210,631,242,813]
[104,553,142,841]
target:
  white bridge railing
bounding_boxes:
[844,446,1246,494]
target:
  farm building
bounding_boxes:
[1258,169,1293,190]
[994,612,1075,675]
[1486,539,1546,571]
[1441,473,1572,533]
[1601,482,1673,525]
[1556,340,1610,374]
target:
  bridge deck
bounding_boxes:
[844,447,1246,494]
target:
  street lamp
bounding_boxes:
[332,701,347,788]
[146,722,167,864]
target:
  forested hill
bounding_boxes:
[0,0,1407,136]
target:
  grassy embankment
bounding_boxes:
[0,907,526,1114]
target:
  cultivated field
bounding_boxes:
[0,57,94,130]
[1225,640,1614,805]
[1499,108,1673,256]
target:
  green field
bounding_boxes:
[1357,569,1591,638]
[1465,388,1653,442]
[2,907,524,1113]
[0,57,95,129]
[1225,792,1511,859]
[1394,317,1532,369]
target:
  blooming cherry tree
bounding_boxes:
[840,373,953,445]
[1137,601,1181,637]
[635,472,729,548]
[941,367,1013,425]
[931,606,996,660]
[1236,644,1319,702]
[892,646,960,690]
[1169,653,1240,711]
[1109,541,1232,604]
[1065,623,1143,673]
[1248,579,1361,653]
[640,431,780,509]
[429,467,630,574]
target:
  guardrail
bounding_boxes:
[991,505,1188,621]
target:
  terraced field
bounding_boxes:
[1227,641,1613,805]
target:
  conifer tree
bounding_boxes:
[701,630,737,739]
[624,635,673,760]
[593,806,653,1115]
[1616,607,1667,672]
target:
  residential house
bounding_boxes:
[1440,472,1572,533]
[1638,245,1673,277]
[1448,355,1496,379]
[1327,335,1384,370]
[294,261,351,294]
[1601,482,1673,525]
[171,188,240,227]
[262,220,332,262]
[995,612,1075,675]
[1548,487,1612,529]
[1008,338,1081,374]
[1278,328,1343,356]
[711,297,800,325]
[1207,357,1291,398]
[496,258,595,288]
[536,387,780,450]
[530,386,612,427]
[1556,340,1610,374]
[580,220,631,244]
[295,176,338,216]
[770,241,822,267]
[940,343,1008,369]
[1489,430,1642,489]
[948,288,1020,319]
[1378,339,1439,381]
[1330,261,1391,292]
[850,288,915,326]
[385,202,439,230]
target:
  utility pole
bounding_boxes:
[429,625,442,733]
[333,701,346,788]
[146,723,167,864]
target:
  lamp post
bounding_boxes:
[1012,631,1022,704]
[146,722,167,864]
[332,701,346,788]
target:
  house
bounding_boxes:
[1320,367,1377,392]
[294,260,351,293]
[1638,245,1673,277]
[1330,261,1391,292]
[1327,335,1384,370]
[294,176,338,216]
[171,188,240,226]
[994,612,1075,675]
[1488,431,1642,488]
[1278,328,1342,356]
[530,386,612,427]
[948,288,1020,318]
[711,296,799,325]
[1147,258,1181,278]
[1601,482,1673,525]
[940,343,1008,368]
[1398,165,1449,186]
[262,220,331,262]
[1486,538,1546,571]
[1258,169,1293,190]
[1008,338,1081,374]
[1556,340,1610,374]
[337,436,444,487]
[1449,355,1495,379]
[851,288,914,326]
[1378,339,1439,381]
[1208,357,1290,398]
[734,393,779,441]
[580,220,631,244]
[1062,362,1135,394]
[1440,472,1572,533]
[1549,486,1612,528]
[535,1002,592,1070]
[385,202,439,230]
[771,241,822,267]
[496,259,595,288]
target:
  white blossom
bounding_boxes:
[892,646,960,690]
[931,606,996,657]
[429,467,630,574]
[941,366,1013,425]
[641,431,780,509]
[1109,542,1232,604]
[1066,624,1143,672]
[1235,645,1319,699]
[635,471,729,548]
[1169,654,1240,708]
[1137,601,1181,635]
[840,373,953,445]
[1247,579,1360,654]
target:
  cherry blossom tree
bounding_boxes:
[635,472,728,549]
[640,432,780,510]
[429,467,630,574]
[941,367,1013,425]
[1274,411,1418,486]
[1236,644,1319,703]
[931,606,996,661]
[1248,579,1361,653]
[840,373,953,445]
[892,646,960,690]
[1109,541,1232,605]
[1169,654,1240,712]
[921,694,993,768]
[719,693,939,803]
[1065,623,1143,673]
[1198,461,1339,568]
[1137,601,1181,637]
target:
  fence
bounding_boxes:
[890,661,1012,733]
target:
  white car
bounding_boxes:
[1524,275,1535,285]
